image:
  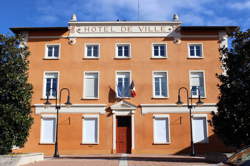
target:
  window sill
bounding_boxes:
[81,98,99,100]
[189,96,206,99]
[153,142,171,145]
[39,143,55,145]
[81,143,99,145]
[83,57,100,59]
[43,58,60,60]
[152,97,169,99]
[187,57,204,59]
[114,57,131,59]
[151,57,167,59]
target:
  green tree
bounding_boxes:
[0,34,33,154]
[212,29,250,148]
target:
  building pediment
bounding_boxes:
[110,100,137,110]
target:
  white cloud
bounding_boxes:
[32,0,244,28]
[228,0,250,10]
[38,0,213,20]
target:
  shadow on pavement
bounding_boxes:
[53,155,217,164]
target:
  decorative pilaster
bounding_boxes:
[112,112,116,152]
[131,113,135,151]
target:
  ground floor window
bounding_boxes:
[153,115,170,144]
[192,115,208,143]
[40,116,56,144]
[82,115,99,144]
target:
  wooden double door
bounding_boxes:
[116,116,131,153]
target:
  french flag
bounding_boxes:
[130,81,136,97]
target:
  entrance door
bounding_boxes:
[116,116,131,153]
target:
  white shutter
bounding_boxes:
[45,72,58,78]
[85,78,95,97]
[191,73,201,86]
[84,73,98,98]
[190,72,205,97]
[83,118,97,143]
[154,118,169,143]
[41,118,55,143]
[192,117,207,143]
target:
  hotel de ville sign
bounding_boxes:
[68,21,181,40]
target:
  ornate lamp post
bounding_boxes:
[176,87,203,156]
[44,88,72,158]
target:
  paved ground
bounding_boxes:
[22,154,223,166]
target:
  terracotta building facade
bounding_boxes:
[11,15,236,156]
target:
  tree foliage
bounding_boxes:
[212,29,250,148]
[0,34,33,154]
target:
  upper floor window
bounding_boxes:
[84,72,99,99]
[116,44,130,58]
[43,72,58,98]
[188,44,203,58]
[85,44,99,58]
[152,44,167,58]
[189,71,205,97]
[153,72,168,98]
[116,72,130,98]
[45,44,60,59]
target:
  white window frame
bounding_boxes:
[44,44,61,59]
[189,70,206,98]
[115,71,132,98]
[42,71,59,99]
[84,43,100,59]
[192,114,209,143]
[83,71,99,99]
[187,43,204,58]
[153,114,171,144]
[152,43,167,58]
[152,71,169,98]
[82,115,99,144]
[115,43,131,58]
[40,114,56,144]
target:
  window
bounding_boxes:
[85,44,99,58]
[192,115,208,143]
[188,44,203,58]
[153,115,170,144]
[40,117,56,144]
[116,44,130,58]
[152,44,167,58]
[45,44,60,59]
[116,72,130,98]
[84,72,99,99]
[190,71,205,97]
[82,115,99,144]
[43,72,58,98]
[153,72,168,98]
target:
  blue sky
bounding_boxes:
[1,0,249,34]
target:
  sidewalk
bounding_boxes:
[22,154,223,166]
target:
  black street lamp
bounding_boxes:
[44,88,72,158]
[176,87,203,156]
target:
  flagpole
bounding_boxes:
[137,0,140,21]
